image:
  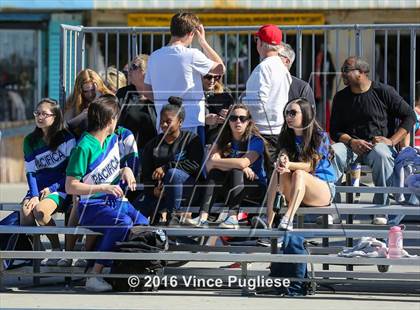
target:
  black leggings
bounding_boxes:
[199,169,265,215]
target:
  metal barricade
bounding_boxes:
[60,24,419,141]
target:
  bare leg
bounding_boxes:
[65,204,80,251]
[284,170,332,222]
[33,198,60,249]
[266,171,292,228]
[20,199,36,226]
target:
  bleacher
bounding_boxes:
[0,184,419,294]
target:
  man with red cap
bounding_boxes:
[242,24,292,164]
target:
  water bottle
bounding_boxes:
[350,163,361,187]
[388,225,404,258]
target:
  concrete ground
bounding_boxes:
[1,289,420,310]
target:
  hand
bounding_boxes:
[195,24,206,44]
[277,153,289,169]
[205,113,219,126]
[350,139,373,155]
[275,164,291,175]
[101,184,124,198]
[120,167,137,191]
[24,196,39,211]
[152,167,165,181]
[219,109,228,118]
[39,187,51,200]
[210,152,221,160]
[372,136,393,146]
[243,167,257,181]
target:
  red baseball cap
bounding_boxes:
[256,24,282,45]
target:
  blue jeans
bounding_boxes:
[332,142,397,205]
[135,168,194,218]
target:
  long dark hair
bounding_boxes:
[29,98,65,150]
[217,104,270,163]
[277,98,333,170]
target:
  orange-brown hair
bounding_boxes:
[170,12,200,37]
[65,69,113,116]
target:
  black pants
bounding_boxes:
[199,169,265,215]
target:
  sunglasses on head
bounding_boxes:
[229,115,250,123]
[129,63,140,71]
[204,74,221,81]
[285,109,300,118]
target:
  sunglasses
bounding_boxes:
[341,66,358,74]
[285,109,300,118]
[129,63,140,72]
[204,74,221,81]
[229,115,250,123]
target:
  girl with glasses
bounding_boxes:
[21,98,76,265]
[264,98,337,231]
[184,104,269,229]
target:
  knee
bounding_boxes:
[292,170,305,182]
[33,206,48,225]
[118,214,134,227]
[331,142,347,157]
[164,168,188,184]
[370,143,394,162]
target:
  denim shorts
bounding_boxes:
[327,182,336,204]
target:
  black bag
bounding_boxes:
[0,211,33,270]
[109,228,168,292]
[268,233,316,296]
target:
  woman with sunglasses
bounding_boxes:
[21,98,76,265]
[64,69,113,138]
[65,94,148,292]
[203,73,234,144]
[184,104,268,229]
[265,98,336,231]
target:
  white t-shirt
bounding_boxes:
[144,45,215,129]
[243,56,292,135]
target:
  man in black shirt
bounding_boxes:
[279,43,316,107]
[330,56,416,224]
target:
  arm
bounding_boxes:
[143,83,154,102]
[288,161,312,172]
[195,25,225,75]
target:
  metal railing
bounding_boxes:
[60,24,419,140]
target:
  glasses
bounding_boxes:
[229,115,249,123]
[33,111,55,119]
[285,109,301,118]
[204,74,221,81]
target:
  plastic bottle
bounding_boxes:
[350,163,361,187]
[388,225,404,258]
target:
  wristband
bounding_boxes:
[347,138,353,148]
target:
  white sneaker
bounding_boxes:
[373,215,388,225]
[278,216,293,231]
[41,258,60,266]
[85,276,113,292]
[74,259,88,267]
[57,258,73,267]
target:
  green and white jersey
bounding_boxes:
[66,132,121,202]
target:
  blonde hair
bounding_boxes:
[213,81,224,94]
[101,66,127,93]
[65,69,113,116]
[131,54,148,72]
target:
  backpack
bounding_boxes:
[268,233,316,296]
[0,211,33,270]
[109,228,168,292]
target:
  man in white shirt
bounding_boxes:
[144,12,225,144]
[242,24,292,162]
